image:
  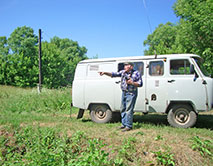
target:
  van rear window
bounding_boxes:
[118,62,144,76]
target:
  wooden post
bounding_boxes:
[38,29,42,93]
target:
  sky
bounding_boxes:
[0,0,179,59]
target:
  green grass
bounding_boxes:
[0,85,213,165]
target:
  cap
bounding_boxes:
[123,62,134,66]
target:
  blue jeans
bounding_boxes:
[120,90,138,129]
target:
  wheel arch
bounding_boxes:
[165,101,198,114]
[88,103,113,111]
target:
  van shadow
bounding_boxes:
[194,114,213,129]
[132,114,213,130]
[133,114,168,128]
[80,113,213,130]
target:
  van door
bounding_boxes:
[146,59,168,112]
[114,61,146,112]
[167,58,207,111]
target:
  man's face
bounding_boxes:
[124,64,133,72]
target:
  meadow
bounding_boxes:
[0,85,212,165]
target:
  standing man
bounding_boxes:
[99,62,143,132]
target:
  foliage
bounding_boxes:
[41,42,66,88]
[190,136,213,157]
[70,138,111,166]
[0,86,72,114]
[144,22,178,55]
[155,135,164,141]
[0,26,87,88]
[153,149,175,166]
[0,27,38,87]
[49,36,87,88]
[144,0,213,75]
[0,86,213,165]
[118,137,137,163]
[153,150,175,166]
[0,127,120,166]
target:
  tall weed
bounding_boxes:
[0,86,71,113]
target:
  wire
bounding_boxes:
[42,31,53,41]
[142,0,153,34]
[142,0,157,56]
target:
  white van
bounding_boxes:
[72,54,213,128]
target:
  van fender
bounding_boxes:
[165,101,198,114]
[88,103,114,112]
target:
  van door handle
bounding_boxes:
[168,80,175,83]
[115,81,121,84]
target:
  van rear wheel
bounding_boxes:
[167,104,197,128]
[90,105,112,123]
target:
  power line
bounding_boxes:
[142,0,153,34]
[42,31,53,41]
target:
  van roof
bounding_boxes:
[79,54,201,64]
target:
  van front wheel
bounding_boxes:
[90,105,112,123]
[167,105,197,128]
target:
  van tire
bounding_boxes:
[90,105,113,123]
[167,104,197,128]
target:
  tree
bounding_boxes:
[6,26,38,87]
[0,37,9,84]
[144,0,213,75]
[173,0,213,74]
[50,37,87,86]
[0,27,87,88]
[41,42,66,88]
[38,37,87,88]
[143,22,178,55]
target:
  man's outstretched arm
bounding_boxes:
[99,72,112,77]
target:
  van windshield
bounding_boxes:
[193,57,210,77]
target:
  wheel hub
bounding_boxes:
[175,110,189,124]
[95,109,106,119]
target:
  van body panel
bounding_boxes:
[84,62,115,110]
[72,54,213,114]
[72,64,86,109]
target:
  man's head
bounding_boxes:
[124,62,134,72]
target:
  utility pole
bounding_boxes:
[38,29,42,93]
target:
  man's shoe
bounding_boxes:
[122,127,132,132]
[118,126,125,130]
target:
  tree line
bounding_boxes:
[0,26,87,88]
[144,0,213,76]
[0,0,212,89]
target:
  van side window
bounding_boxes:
[149,61,164,76]
[118,63,124,72]
[170,59,192,75]
[118,62,144,75]
[134,62,144,76]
